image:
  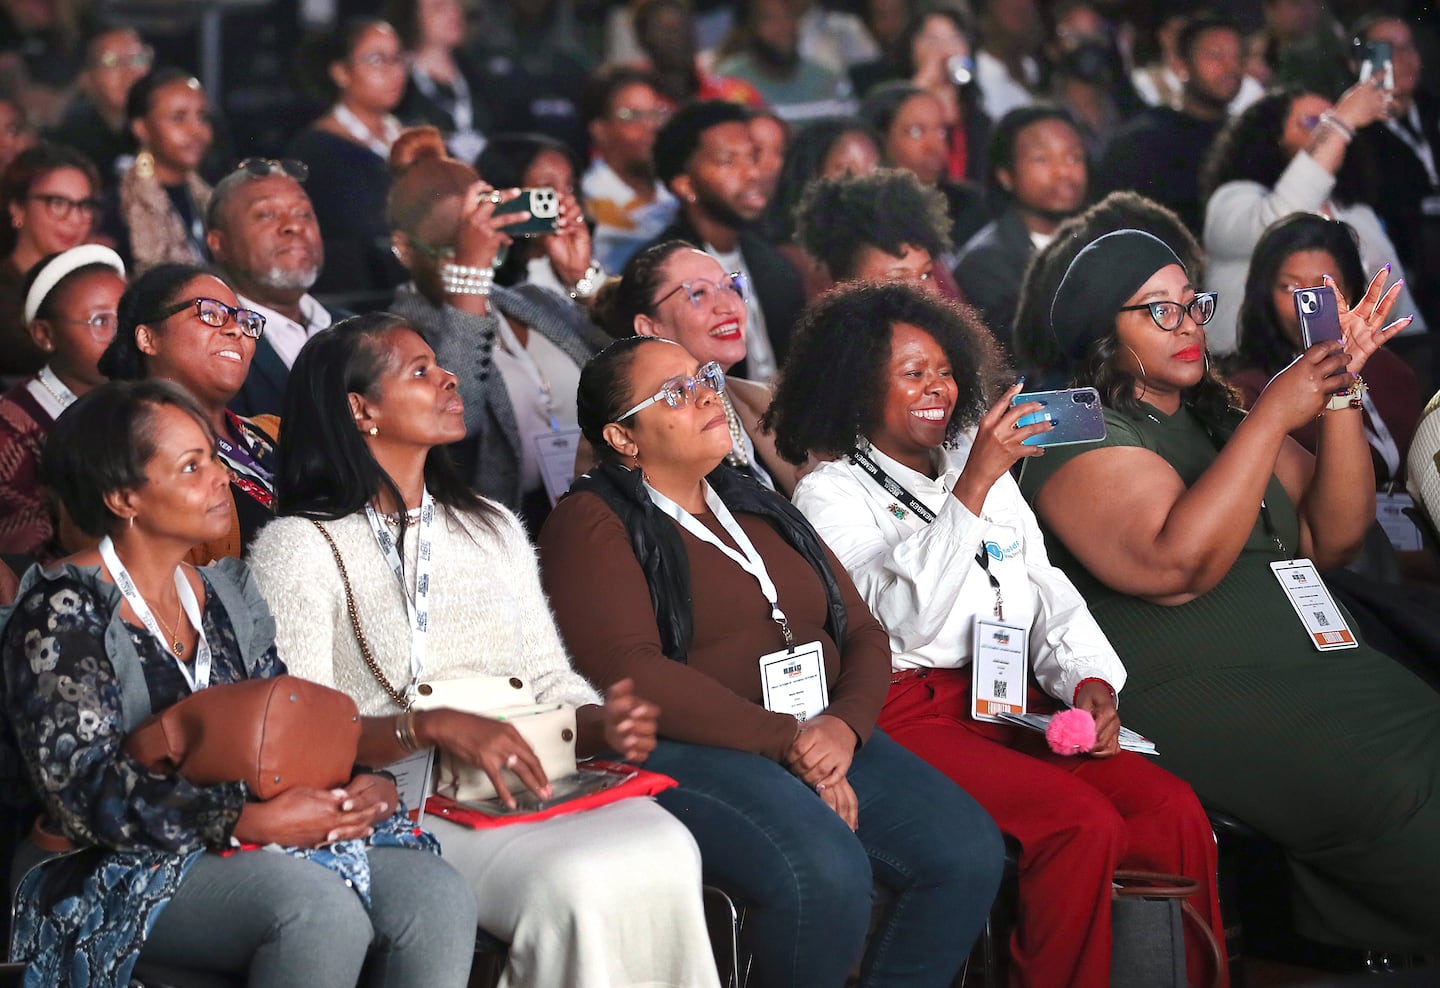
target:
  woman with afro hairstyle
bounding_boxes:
[767,281,1227,988]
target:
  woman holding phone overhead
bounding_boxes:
[767,282,1225,988]
[1018,228,1440,952]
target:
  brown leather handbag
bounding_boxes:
[124,675,361,800]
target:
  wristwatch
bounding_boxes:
[569,259,605,300]
[1325,375,1367,411]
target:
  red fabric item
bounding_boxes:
[877,669,1228,988]
[423,762,677,830]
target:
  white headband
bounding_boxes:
[23,245,126,324]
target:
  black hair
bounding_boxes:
[590,239,696,339]
[1176,12,1242,63]
[20,255,122,323]
[759,116,881,243]
[1349,11,1407,49]
[275,312,499,533]
[101,262,215,380]
[652,99,752,186]
[301,17,393,103]
[474,132,579,191]
[764,282,1005,464]
[124,67,201,125]
[1012,191,1203,379]
[582,64,664,126]
[42,379,213,537]
[896,7,977,78]
[794,168,953,281]
[575,335,673,463]
[0,142,103,256]
[1075,320,1237,435]
[985,104,1081,202]
[1234,212,1366,376]
[859,81,928,143]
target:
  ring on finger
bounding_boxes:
[505,753,519,768]
[489,190,504,205]
[815,782,827,793]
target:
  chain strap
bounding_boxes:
[311,520,411,710]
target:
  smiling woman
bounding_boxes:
[99,263,278,564]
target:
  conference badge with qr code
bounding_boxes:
[1269,559,1358,651]
[972,619,1028,723]
[759,641,829,721]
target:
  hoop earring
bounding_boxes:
[129,515,135,529]
[1123,345,1148,402]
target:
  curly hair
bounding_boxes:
[764,282,1004,464]
[793,168,953,281]
[1233,212,1366,376]
[1075,324,1237,435]
[1013,191,1202,380]
[758,116,880,244]
[984,104,1081,206]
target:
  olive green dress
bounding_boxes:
[1019,401,1440,950]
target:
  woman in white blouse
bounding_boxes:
[765,282,1226,988]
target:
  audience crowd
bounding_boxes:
[3,0,1440,985]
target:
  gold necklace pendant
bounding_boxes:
[172,639,186,657]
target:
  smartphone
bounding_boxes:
[1010,387,1107,447]
[1294,285,1344,348]
[492,187,560,237]
[1357,39,1395,90]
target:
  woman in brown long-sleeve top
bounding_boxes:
[537,335,1003,988]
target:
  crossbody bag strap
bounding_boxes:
[311,520,410,710]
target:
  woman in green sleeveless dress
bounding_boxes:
[1017,229,1440,951]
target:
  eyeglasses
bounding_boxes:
[654,272,747,309]
[407,236,456,261]
[1118,292,1218,331]
[616,361,726,420]
[614,106,672,124]
[52,312,119,340]
[150,297,266,338]
[237,157,309,182]
[94,47,153,71]
[27,193,102,220]
[351,51,405,69]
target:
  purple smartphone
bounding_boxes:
[1294,285,1344,348]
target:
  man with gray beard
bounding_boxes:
[206,158,349,416]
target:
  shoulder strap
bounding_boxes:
[310,520,409,710]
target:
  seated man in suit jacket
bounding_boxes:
[641,100,803,382]
[206,158,351,418]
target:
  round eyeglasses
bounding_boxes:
[52,312,119,341]
[616,361,726,421]
[1117,292,1218,331]
[149,297,266,339]
[654,272,747,310]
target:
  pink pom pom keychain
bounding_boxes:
[1046,708,1097,756]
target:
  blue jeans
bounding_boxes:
[647,729,1004,988]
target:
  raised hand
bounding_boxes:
[1325,270,1411,376]
[952,381,1053,514]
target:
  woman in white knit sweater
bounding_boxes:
[1200,79,1424,354]
[247,312,719,988]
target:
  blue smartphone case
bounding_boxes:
[1011,387,1107,447]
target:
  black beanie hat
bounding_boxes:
[652,100,752,186]
[1050,229,1185,364]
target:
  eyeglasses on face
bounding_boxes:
[616,361,726,421]
[28,193,102,220]
[52,312,119,340]
[654,272,747,310]
[151,297,266,338]
[1117,292,1218,331]
[351,51,405,69]
[237,157,309,182]
[614,106,672,124]
[95,47,153,71]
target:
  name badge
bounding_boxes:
[971,619,1028,723]
[1377,492,1424,552]
[534,426,584,506]
[1269,559,1358,650]
[384,748,436,823]
[759,640,829,721]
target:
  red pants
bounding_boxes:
[877,669,1228,988]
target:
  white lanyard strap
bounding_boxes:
[1385,113,1439,187]
[332,103,400,157]
[363,489,436,699]
[645,481,794,647]
[1360,391,1401,479]
[98,536,212,691]
[410,66,474,134]
[495,314,559,430]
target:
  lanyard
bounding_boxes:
[410,66,474,135]
[35,365,78,409]
[364,489,436,700]
[217,414,274,486]
[98,536,212,691]
[1359,391,1401,480]
[495,314,559,431]
[849,449,1004,618]
[645,480,795,649]
[332,103,401,158]
[1385,111,1439,187]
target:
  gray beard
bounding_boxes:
[255,265,319,292]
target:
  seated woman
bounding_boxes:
[766,282,1226,988]
[537,336,1004,988]
[0,143,103,378]
[106,68,214,273]
[246,313,718,988]
[1018,228,1440,952]
[0,245,125,558]
[1,379,476,988]
[793,167,966,303]
[592,240,801,493]
[99,263,277,564]
[387,132,609,528]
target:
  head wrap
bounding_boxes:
[1050,229,1184,364]
[23,245,126,323]
[653,100,752,186]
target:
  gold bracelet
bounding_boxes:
[394,708,420,752]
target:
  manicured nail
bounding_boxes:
[376,802,388,815]
[1015,375,1026,387]
[326,830,339,843]
[342,799,355,811]
[1384,263,1392,271]
[1398,279,1405,288]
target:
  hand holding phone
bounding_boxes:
[1294,285,1345,349]
[1009,387,1107,447]
[1356,39,1395,91]
[493,187,560,237]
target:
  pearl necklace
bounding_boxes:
[721,393,750,469]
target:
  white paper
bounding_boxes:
[384,749,435,822]
[759,641,829,722]
[1269,559,1359,650]
[1376,492,1424,552]
[535,427,584,506]
[971,619,1028,722]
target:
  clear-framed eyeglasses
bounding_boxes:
[53,311,119,341]
[616,361,726,421]
[654,272,747,310]
[1117,292,1218,331]
[150,297,266,339]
